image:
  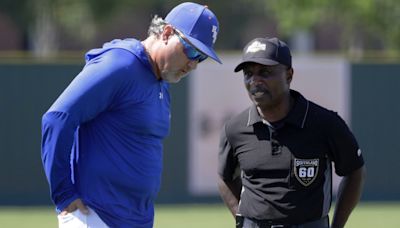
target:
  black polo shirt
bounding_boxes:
[218,90,364,224]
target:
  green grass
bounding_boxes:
[0,202,399,227]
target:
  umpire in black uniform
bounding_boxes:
[218,37,366,228]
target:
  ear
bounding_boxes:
[161,24,175,43]
[286,68,293,84]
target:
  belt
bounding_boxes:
[236,215,329,228]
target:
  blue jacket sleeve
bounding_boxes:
[41,49,134,212]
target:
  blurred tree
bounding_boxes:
[0,0,271,54]
[0,0,32,50]
[0,0,93,57]
[267,0,400,53]
[203,0,274,49]
[0,0,164,57]
[1,0,398,55]
[0,0,31,29]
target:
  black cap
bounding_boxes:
[234,37,292,72]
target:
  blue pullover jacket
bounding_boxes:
[41,39,170,227]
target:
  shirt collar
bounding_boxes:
[246,90,309,128]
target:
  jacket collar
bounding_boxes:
[247,90,309,128]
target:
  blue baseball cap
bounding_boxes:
[165,2,222,64]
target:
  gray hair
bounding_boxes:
[148,15,168,37]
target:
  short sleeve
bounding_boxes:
[327,113,364,176]
[218,124,239,181]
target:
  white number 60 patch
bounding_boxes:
[294,158,319,186]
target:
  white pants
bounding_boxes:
[57,207,109,228]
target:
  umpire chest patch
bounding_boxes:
[294,158,319,186]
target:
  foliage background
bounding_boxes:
[0,0,399,57]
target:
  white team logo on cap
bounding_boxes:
[212,25,218,44]
[246,41,266,53]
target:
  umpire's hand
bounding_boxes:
[60,198,89,215]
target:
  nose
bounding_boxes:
[247,74,263,84]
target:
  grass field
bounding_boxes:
[0,202,399,227]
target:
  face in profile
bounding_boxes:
[159,30,206,83]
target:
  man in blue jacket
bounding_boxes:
[41,2,221,227]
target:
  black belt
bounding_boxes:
[236,215,329,228]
